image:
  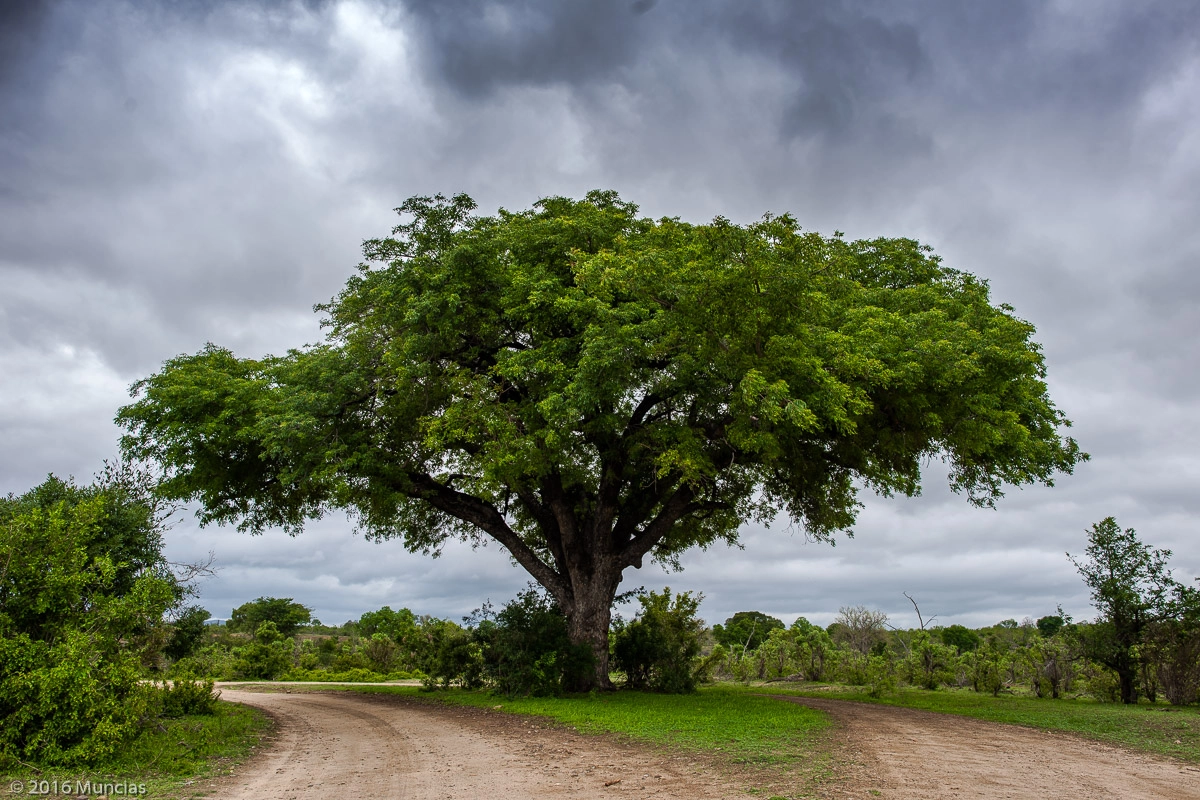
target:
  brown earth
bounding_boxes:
[208,687,1200,800]
[781,695,1200,799]
[209,688,763,799]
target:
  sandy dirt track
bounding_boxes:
[212,688,1200,800]
[214,689,749,799]
[781,695,1200,799]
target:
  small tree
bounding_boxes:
[789,617,834,682]
[939,624,981,655]
[471,588,592,696]
[228,597,312,638]
[905,631,956,690]
[1069,518,1190,704]
[1036,613,1066,638]
[1148,613,1200,705]
[164,605,212,662]
[232,622,295,679]
[712,611,785,652]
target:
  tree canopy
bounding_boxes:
[117,190,1084,687]
[713,610,786,651]
[228,596,313,638]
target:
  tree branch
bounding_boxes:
[619,485,696,567]
[407,474,565,595]
[515,487,569,576]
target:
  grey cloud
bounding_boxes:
[401,0,654,98]
[2,0,1198,629]
[0,0,56,87]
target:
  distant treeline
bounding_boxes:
[172,578,1198,707]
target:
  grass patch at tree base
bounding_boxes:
[344,684,828,765]
[337,683,835,798]
[0,700,271,799]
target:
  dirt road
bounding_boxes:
[212,688,1200,800]
[781,695,1200,800]
[213,689,749,799]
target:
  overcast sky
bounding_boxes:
[3,0,1198,630]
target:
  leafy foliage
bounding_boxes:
[157,679,219,718]
[0,474,178,765]
[118,191,1085,686]
[612,588,705,693]
[164,605,212,662]
[1069,518,1197,703]
[228,597,312,637]
[463,589,590,696]
[712,610,785,651]
[939,624,981,654]
[232,622,295,680]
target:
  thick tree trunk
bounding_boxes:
[560,570,621,691]
[1118,667,1138,705]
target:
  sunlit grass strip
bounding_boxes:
[350,684,828,765]
[761,684,1200,763]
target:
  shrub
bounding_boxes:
[362,633,401,673]
[905,631,957,690]
[471,589,591,697]
[169,642,239,680]
[232,622,294,679]
[164,606,212,662]
[0,474,178,766]
[157,679,219,717]
[612,588,704,693]
[866,654,897,697]
[427,626,486,691]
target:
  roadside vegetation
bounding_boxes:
[0,471,267,788]
[0,702,271,799]
[171,521,1200,716]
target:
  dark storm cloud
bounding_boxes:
[0,0,56,86]
[1,0,1198,625]
[400,0,654,97]
[401,1,1199,144]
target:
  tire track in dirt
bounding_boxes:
[775,695,1200,799]
[218,690,412,798]
[214,689,753,800]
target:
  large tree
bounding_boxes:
[117,191,1084,687]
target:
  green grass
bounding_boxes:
[344,683,828,767]
[758,683,1200,763]
[0,700,272,799]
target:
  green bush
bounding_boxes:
[866,654,897,697]
[470,589,591,697]
[163,606,212,662]
[612,588,704,693]
[232,622,295,679]
[169,642,239,680]
[0,474,178,766]
[157,679,219,717]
